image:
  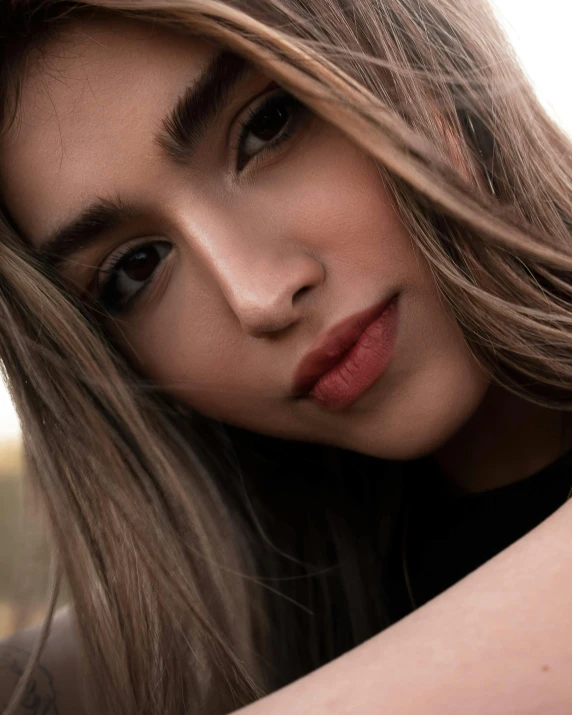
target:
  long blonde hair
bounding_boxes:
[2,0,572,712]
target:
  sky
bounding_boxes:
[1,0,571,441]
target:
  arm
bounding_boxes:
[0,607,87,715]
[234,498,572,714]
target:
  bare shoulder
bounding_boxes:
[235,498,572,714]
[0,606,88,715]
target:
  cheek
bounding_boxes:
[109,126,479,448]
[265,127,412,268]
[121,285,245,414]
[116,270,284,426]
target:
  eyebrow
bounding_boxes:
[38,49,254,267]
[156,48,252,163]
[39,197,136,269]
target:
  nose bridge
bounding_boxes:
[188,210,324,335]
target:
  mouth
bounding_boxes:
[291,293,399,410]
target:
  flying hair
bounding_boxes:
[1,1,572,713]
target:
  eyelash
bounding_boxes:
[232,87,310,172]
[94,240,173,316]
[93,88,311,316]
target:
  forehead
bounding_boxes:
[1,16,215,244]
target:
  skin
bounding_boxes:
[1,16,568,493]
[0,611,83,715]
[235,500,572,714]
[1,13,572,715]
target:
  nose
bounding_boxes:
[180,202,325,336]
[217,251,324,336]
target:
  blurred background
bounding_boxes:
[1,0,572,639]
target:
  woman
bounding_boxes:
[1,0,572,713]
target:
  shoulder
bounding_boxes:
[235,498,572,714]
[0,606,88,715]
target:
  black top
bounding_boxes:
[383,447,572,623]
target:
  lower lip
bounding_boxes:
[309,295,399,410]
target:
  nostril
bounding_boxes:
[293,285,311,302]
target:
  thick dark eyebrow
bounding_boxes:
[39,196,136,269]
[155,48,253,163]
[38,49,255,268]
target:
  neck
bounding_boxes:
[431,384,571,494]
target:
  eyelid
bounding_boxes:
[226,81,282,153]
[98,235,159,273]
[93,239,174,317]
[82,235,158,296]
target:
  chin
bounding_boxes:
[327,367,491,462]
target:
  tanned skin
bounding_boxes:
[0,610,85,715]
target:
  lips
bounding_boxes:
[292,294,397,398]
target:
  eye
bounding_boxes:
[234,88,311,172]
[93,240,172,315]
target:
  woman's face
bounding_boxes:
[1,15,489,460]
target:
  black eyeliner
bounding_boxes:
[233,89,309,172]
[92,91,309,315]
[95,241,173,315]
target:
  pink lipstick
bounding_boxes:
[292,294,399,410]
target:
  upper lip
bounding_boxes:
[291,294,396,397]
